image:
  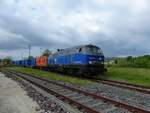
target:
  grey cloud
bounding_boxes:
[0,13,57,49]
[0,0,150,59]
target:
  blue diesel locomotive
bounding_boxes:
[48,44,104,75]
[13,44,105,76]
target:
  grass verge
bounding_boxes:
[105,67,150,87]
[4,67,93,86]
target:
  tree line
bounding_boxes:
[0,56,12,66]
[115,55,150,68]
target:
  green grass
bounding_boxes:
[105,67,150,87]
[5,67,93,86]
[3,66,150,87]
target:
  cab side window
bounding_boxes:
[79,48,82,52]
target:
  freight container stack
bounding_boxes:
[36,56,48,67]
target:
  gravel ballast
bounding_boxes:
[46,78,150,112]
[3,70,150,113]
[83,82,150,111]
[7,72,131,113]
[0,72,40,113]
[3,72,81,113]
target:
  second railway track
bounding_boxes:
[2,70,150,113]
[96,79,150,94]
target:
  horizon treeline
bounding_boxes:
[115,55,150,68]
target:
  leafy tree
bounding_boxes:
[114,59,118,64]
[127,56,133,62]
[42,49,52,56]
[143,55,150,59]
[3,56,12,65]
[115,55,150,68]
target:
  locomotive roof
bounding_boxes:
[60,44,99,51]
[51,44,101,56]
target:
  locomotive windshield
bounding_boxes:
[84,45,103,55]
[90,47,100,53]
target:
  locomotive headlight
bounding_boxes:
[99,57,102,60]
[89,61,92,64]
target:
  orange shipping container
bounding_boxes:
[36,56,48,67]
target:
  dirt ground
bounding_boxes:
[0,72,40,113]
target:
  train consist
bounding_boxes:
[13,44,105,76]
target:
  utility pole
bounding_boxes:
[28,45,31,59]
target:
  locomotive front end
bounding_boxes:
[84,45,105,75]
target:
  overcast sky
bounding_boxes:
[0,0,150,59]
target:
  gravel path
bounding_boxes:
[0,72,40,113]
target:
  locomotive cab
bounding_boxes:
[80,45,104,65]
[77,44,105,75]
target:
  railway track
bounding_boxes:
[3,70,150,113]
[97,79,150,94]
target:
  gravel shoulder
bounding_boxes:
[0,72,40,113]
